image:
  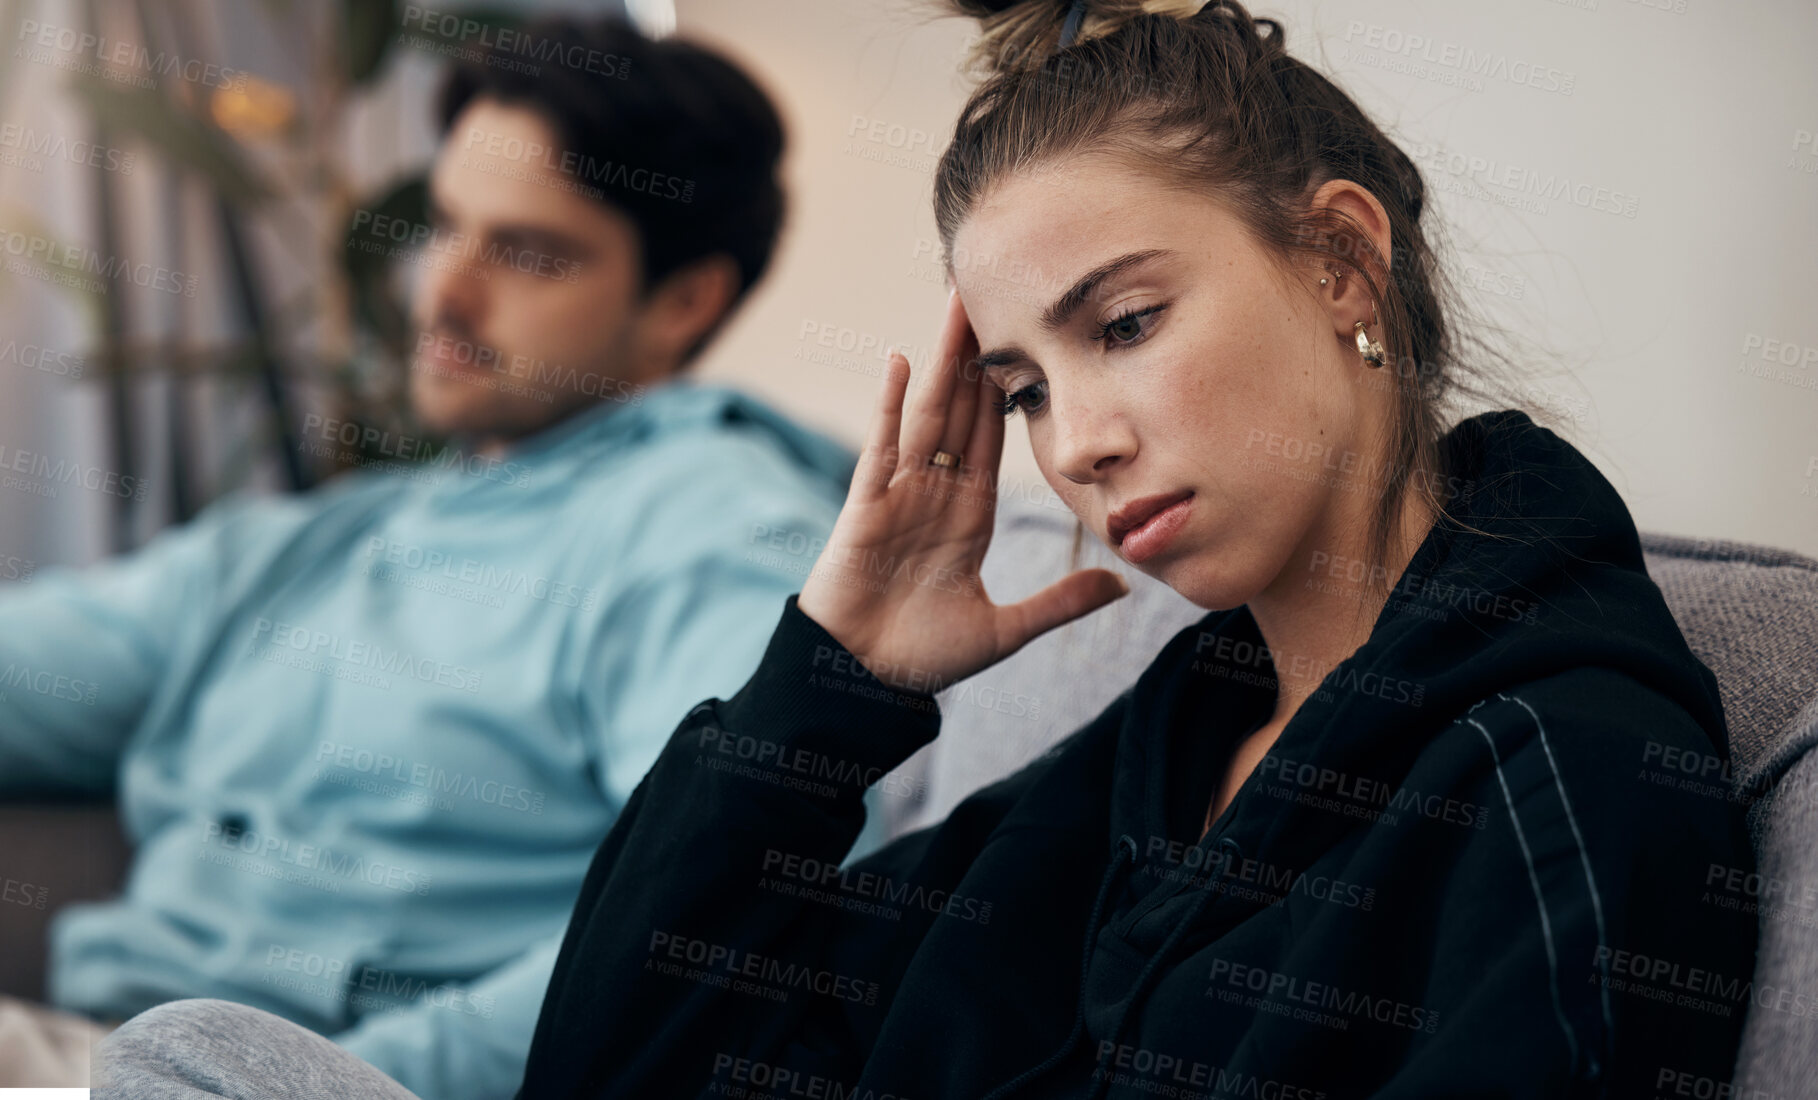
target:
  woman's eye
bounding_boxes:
[998,380,1047,418]
[1093,304,1166,348]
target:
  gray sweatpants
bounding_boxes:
[93,999,424,1100]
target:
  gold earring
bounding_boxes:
[1353,321,1386,368]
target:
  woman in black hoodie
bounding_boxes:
[512,3,1760,1098]
[95,2,1760,1099]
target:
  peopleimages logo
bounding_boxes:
[1193,631,1427,709]
[247,617,484,695]
[709,1054,911,1100]
[300,413,530,488]
[760,848,992,924]
[199,821,432,895]
[3,877,49,910]
[1592,946,1816,1020]
[1141,835,1377,911]
[1093,1041,1327,1100]
[314,740,546,815]
[459,128,692,203]
[1207,959,1441,1034]
[0,339,84,378]
[0,554,35,583]
[1340,21,1577,96]
[0,444,147,502]
[694,723,927,800]
[350,209,583,282]
[0,229,199,295]
[13,19,249,90]
[0,122,136,175]
[1256,754,1485,830]
[0,662,98,706]
[360,536,599,610]
[647,931,880,1006]
[399,5,633,80]
[1406,139,1640,219]
[262,944,496,1019]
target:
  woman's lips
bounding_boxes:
[1119,493,1194,564]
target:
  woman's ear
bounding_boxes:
[1307,179,1393,333]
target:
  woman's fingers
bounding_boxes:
[941,349,980,464]
[852,350,910,502]
[900,290,970,468]
[850,292,988,524]
[962,340,1005,488]
[995,568,1131,656]
[937,294,983,462]
[971,370,1006,479]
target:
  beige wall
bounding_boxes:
[675,0,1818,557]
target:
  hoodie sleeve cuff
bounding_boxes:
[713,593,942,796]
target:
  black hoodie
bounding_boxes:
[518,409,1760,1100]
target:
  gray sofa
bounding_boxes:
[879,494,1818,1094]
[4,494,1813,1091]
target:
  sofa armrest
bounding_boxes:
[1731,704,1818,1093]
[0,802,132,1001]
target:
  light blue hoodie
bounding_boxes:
[0,379,854,1099]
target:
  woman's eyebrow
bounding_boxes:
[974,247,1178,371]
[974,348,1024,372]
[1039,247,1176,331]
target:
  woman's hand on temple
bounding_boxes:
[796,290,1131,694]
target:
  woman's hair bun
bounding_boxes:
[948,0,1036,15]
[942,0,1209,75]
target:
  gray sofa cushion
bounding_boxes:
[1635,533,1818,816]
[1638,532,1818,1096]
[877,494,1818,1092]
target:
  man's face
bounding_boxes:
[408,98,651,451]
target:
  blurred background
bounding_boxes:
[0,0,1812,576]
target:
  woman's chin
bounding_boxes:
[1150,557,1257,613]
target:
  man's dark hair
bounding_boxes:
[436,14,786,364]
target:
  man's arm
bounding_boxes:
[333,934,561,1100]
[0,495,260,797]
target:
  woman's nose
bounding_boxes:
[1048,390,1134,485]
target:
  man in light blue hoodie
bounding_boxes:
[0,14,850,1096]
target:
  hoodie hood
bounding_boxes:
[1110,407,1729,869]
[439,377,858,500]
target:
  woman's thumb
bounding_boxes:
[998,568,1131,654]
